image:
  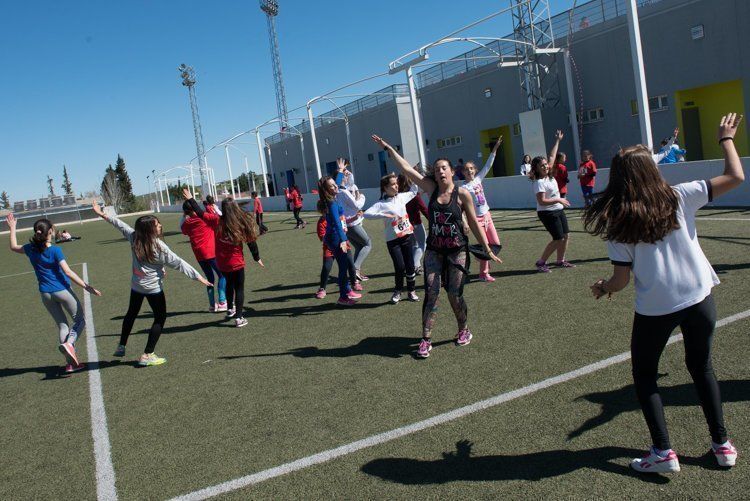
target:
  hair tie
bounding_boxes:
[36,230,42,234]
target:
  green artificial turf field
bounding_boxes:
[0,208,748,500]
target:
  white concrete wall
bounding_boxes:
[158,157,750,213]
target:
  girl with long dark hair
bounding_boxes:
[584,113,744,473]
[6,214,101,373]
[371,135,501,358]
[92,203,210,366]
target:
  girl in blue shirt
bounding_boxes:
[6,215,101,373]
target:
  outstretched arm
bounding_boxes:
[711,113,745,198]
[459,189,502,263]
[159,242,211,286]
[5,214,24,253]
[91,201,133,238]
[371,135,436,195]
[548,130,563,165]
[59,260,101,296]
[477,136,502,181]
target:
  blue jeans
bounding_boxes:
[333,246,353,299]
[198,258,226,306]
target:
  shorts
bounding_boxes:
[581,185,594,197]
[537,209,569,240]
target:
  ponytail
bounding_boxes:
[29,219,53,252]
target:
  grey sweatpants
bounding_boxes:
[41,288,85,345]
[347,224,372,271]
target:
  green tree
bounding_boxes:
[47,175,55,197]
[0,191,10,209]
[114,155,136,211]
[62,165,73,195]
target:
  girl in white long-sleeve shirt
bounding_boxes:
[364,173,419,303]
[335,159,372,281]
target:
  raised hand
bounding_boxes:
[371,134,389,149]
[492,136,503,153]
[5,213,16,229]
[182,187,193,200]
[336,157,347,172]
[91,201,105,217]
[719,113,743,140]
[673,127,680,139]
[554,130,564,141]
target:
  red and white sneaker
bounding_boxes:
[64,362,85,374]
[478,273,496,282]
[58,342,79,366]
[337,297,357,306]
[352,281,364,292]
[416,338,432,358]
[347,290,362,300]
[455,329,473,346]
[630,447,680,473]
[315,288,327,299]
[712,441,738,467]
[214,301,228,312]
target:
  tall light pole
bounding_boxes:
[224,145,236,198]
[626,0,653,149]
[178,63,210,198]
[260,0,289,131]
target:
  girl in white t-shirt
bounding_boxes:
[520,155,532,177]
[530,130,574,273]
[364,173,420,304]
[584,113,744,474]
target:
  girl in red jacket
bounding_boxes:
[183,189,263,327]
[553,152,570,199]
[181,200,227,312]
[286,185,306,229]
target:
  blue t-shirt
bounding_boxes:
[23,244,70,293]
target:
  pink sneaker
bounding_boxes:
[416,338,432,358]
[315,288,327,299]
[630,447,680,473]
[347,290,362,300]
[337,297,357,306]
[352,281,364,291]
[478,273,496,282]
[214,301,228,312]
[58,342,79,366]
[712,441,738,467]
[455,329,473,346]
[64,362,85,374]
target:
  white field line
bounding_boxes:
[171,307,750,501]
[0,262,85,280]
[83,263,118,501]
[695,217,750,221]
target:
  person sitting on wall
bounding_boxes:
[55,229,81,243]
[658,128,687,164]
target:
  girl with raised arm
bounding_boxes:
[371,135,501,358]
[530,130,575,272]
[92,203,210,365]
[6,214,101,373]
[585,114,744,473]
[462,136,504,282]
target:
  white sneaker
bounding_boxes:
[630,447,680,473]
[407,291,419,302]
[225,308,236,319]
[235,317,248,328]
[712,441,738,467]
[390,291,401,304]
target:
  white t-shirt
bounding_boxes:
[363,186,417,241]
[520,164,532,176]
[607,180,719,316]
[462,152,495,216]
[532,177,563,211]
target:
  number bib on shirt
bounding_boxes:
[391,215,413,238]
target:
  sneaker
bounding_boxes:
[58,342,79,366]
[225,308,236,319]
[215,301,228,312]
[407,291,419,302]
[455,328,473,346]
[347,290,362,300]
[555,260,576,268]
[390,291,402,304]
[536,261,551,273]
[356,270,369,282]
[138,353,166,367]
[113,344,126,357]
[415,266,423,276]
[478,273,496,282]
[235,317,248,328]
[630,447,680,473]
[315,288,327,299]
[416,338,432,358]
[712,441,738,467]
[64,362,85,373]
[337,297,357,306]
[352,281,364,292]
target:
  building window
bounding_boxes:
[513,123,521,136]
[631,95,669,115]
[577,107,604,124]
[325,138,330,145]
[437,136,463,149]
[484,88,492,98]
[284,149,288,156]
[367,153,374,162]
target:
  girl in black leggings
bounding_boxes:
[585,113,744,473]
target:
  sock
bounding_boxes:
[652,446,672,457]
[712,440,731,450]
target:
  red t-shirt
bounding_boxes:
[406,194,428,226]
[201,212,247,272]
[291,190,303,209]
[579,160,597,187]
[181,216,216,261]
[553,164,569,194]
[316,215,347,258]
[253,197,263,214]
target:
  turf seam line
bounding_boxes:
[0,262,85,280]
[169,307,750,501]
[83,263,118,501]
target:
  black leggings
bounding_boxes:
[120,290,167,354]
[387,234,416,292]
[293,208,304,226]
[256,213,268,233]
[224,269,246,317]
[631,294,727,450]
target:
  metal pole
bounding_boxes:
[190,167,196,196]
[563,50,582,169]
[244,156,252,195]
[224,145,236,198]
[307,105,323,180]
[299,136,310,193]
[344,118,354,177]
[157,177,165,206]
[626,0,653,149]
[255,130,271,197]
[164,176,172,206]
[406,66,428,168]
[266,144,278,196]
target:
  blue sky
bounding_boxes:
[1,0,573,201]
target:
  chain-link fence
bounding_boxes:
[0,204,100,232]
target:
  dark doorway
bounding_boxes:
[378,151,388,176]
[285,170,295,188]
[681,107,704,160]
[325,161,337,177]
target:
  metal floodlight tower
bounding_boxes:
[260,0,289,131]
[178,63,210,198]
[510,0,561,110]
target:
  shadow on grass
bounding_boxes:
[109,310,207,321]
[712,262,750,274]
[361,441,667,484]
[254,274,395,293]
[568,379,750,440]
[95,318,230,337]
[245,301,389,318]
[1,359,139,380]
[220,337,454,360]
[701,235,750,247]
